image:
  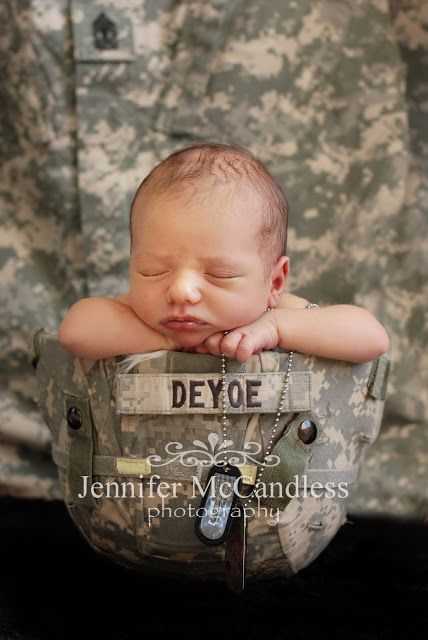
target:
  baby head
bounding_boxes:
[128,143,290,348]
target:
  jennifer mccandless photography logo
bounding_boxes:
[78,473,349,502]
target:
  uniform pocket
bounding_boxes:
[277,494,347,573]
[135,477,225,566]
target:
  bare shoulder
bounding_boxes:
[279,293,310,309]
[115,294,131,306]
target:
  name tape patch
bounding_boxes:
[116,372,311,415]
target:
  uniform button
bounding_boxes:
[298,419,317,444]
[67,406,83,430]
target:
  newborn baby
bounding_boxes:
[58,143,390,364]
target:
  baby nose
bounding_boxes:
[167,271,202,305]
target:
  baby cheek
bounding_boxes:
[238,291,268,323]
[222,301,261,328]
[129,287,146,319]
[130,286,161,324]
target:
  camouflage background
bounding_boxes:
[0,1,427,516]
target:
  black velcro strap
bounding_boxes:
[368,354,390,400]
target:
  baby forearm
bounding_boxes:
[273,305,390,363]
[58,297,173,359]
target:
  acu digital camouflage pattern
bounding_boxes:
[31,329,388,581]
[1,1,427,516]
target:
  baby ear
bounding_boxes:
[268,256,290,307]
[279,256,290,279]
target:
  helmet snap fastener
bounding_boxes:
[298,419,317,444]
[67,406,83,430]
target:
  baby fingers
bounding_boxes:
[193,344,209,354]
[220,332,244,360]
[202,332,226,356]
[235,334,259,363]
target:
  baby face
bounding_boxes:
[129,186,287,349]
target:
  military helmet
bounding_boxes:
[30,329,389,589]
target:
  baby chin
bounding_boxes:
[162,325,218,349]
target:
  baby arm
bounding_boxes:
[197,304,390,364]
[272,305,390,363]
[58,296,176,359]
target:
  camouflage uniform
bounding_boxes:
[1,1,427,516]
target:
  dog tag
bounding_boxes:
[224,501,247,594]
[195,464,242,546]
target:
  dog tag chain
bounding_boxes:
[194,307,296,591]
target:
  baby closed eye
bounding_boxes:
[138,271,240,280]
[138,271,169,277]
[205,273,239,279]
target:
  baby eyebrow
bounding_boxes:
[204,257,242,269]
[141,253,242,269]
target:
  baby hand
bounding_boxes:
[194,312,279,363]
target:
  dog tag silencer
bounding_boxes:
[224,501,247,594]
[195,464,242,546]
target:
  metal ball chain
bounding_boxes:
[220,307,294,509]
